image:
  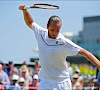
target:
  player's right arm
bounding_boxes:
[19,4,34,29]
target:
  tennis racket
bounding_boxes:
[24,3,59,10]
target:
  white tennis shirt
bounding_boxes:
[32,22,82,88]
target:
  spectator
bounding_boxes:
[93,79,98,86]
[0,64,10,89]
[34,62,40,68]
[20,65,32,89]
[33,67,40,75]
[0,60,6,72]
[75,68,84,88]
[23,61,33,76]
[9,68,18,81]
[84,79,95,90]
[0,84,4,89]
[29,74,39,90]
[67,62,73,79]
[6,61,15,76]
[72,74,81,90]
[18,77,25,90]
[29,68,33,77]
[9,74,21,90]
[23,61,28,67]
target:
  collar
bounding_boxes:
[40,31,64,46]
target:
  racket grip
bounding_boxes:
[24,6,30,9]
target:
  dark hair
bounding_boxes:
[47,15,61,27]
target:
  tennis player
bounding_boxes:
[19,4,100,89]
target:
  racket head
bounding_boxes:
[32,3,59,10]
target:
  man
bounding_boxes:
[19,4,100,89]
[23,61,28,67]
[9,74,21,90]
[33,67,40,76]
[67,62,73,79]
[34,62,40,68]
[6,61,15,76]
[29,74,39,90]
[72,74,81,90]
[0,60,6,72]
[75,69,84,89]
[0,64,10,89]
[18,77,25,90]
[19,65,32,89]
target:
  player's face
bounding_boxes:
[47,21,62,39]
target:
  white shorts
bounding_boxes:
[37,79,72,90]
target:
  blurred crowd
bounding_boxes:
[0,60,100,90]
[67,62,100,90]
[0,60,40,90]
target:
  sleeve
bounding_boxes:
[32,22,44,33]
[3,73,10,89]
[5,73,10,83]
[62,36,83,56]
[31,22,47,41]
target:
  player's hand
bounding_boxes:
[19,4,27,10]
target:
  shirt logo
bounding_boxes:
[56,41,58,44]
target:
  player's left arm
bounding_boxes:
[78,49,100,71]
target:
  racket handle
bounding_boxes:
[24,6,30,9]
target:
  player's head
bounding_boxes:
[47,16,62,39]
